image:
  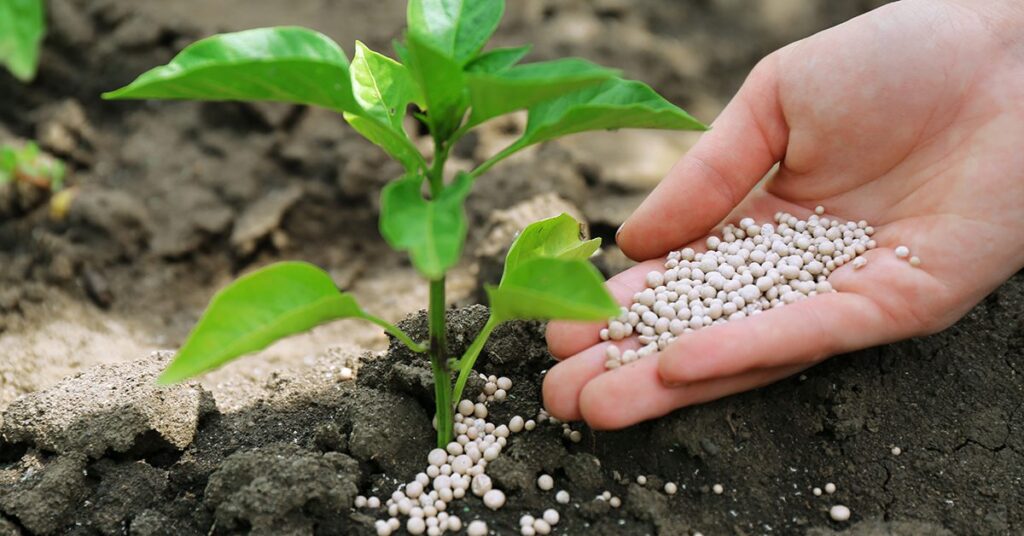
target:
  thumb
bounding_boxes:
[617,53,789,261]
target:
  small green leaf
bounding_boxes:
[466,58,619,127]
[0,0,44,82]
[487,257,618,322]
[159,261,367,384]
[351,41,420,128]
[403,33,467,139]
[103,27,359,114]
[346,41,424,171]
[502,213,601,282]
[407,0,505,64]
[516,78,707,147]
[379,173,473,280]
[465,45,531,74]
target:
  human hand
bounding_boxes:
[543,0,1024,429]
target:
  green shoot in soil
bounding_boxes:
[0,141,66,191]
[103,0,706,447]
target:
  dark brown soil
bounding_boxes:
[2,292,1022,535]
[3,0,1021,535]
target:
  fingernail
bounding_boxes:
[615,224,624,243]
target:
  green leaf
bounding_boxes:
[465,45,531,74]
[502,213,601,283]
[466,58,619,126]
[346,41,424,171]
[159,261,367,384]
[102,27,359,114]
[487,257,618,322]
[403,33,467,139]
[0,0,44,82]
[343,113,425,172]
[351,41,420,128]
[515,78,707,148]
[407,0,505,64]
[379,173,472,280]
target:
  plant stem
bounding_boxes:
[360,313,426,353]
[452,315,499,406]
[428,139,449,197]
[427,137,454,447]
[469,139,528,179]
[428,277,452,447]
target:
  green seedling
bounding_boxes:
[0,0,45,81]
[104,0,705,446]
[0,141,66,191]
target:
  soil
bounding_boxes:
[2,0,1021,535]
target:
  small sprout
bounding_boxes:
[542,509,560,525]
[891,446,902,456]
[813,487,822,496]
[712,484,724,495]
[664,482,678,495]
[637,475,647,485]
[609,496,622,508]
[555,490,570,504]
[825,482,837,494]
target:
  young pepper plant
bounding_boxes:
[103,0,706,447]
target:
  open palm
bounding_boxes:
[543,0,1024,429]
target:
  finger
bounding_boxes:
[617,53,789,261]
[546,259,664,359]
[656,284,896,386]
[542,339,641,421]
[578,354,807,430]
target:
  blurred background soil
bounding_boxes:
[0,0,891,409]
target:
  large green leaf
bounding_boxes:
[379,173,472,280]
[514,78,706,148]
[466,58,618,126]
[0,0,44,82]
[487,257,618,322]
[159,262,367,384]
[403,33,467,139]
[406,0,505,64]
[501,213,601,283]
[464,45,531,74]
[102,27,359,113]
[346,41,424,171]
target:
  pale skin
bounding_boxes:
[543,0,1024,429]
